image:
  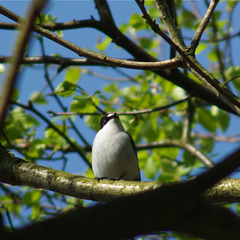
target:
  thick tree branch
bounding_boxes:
[3,189,240,240]
[0,143,240,204]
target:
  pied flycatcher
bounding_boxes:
[92,113,141,181]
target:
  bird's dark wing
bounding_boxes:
[126,132,141,181]
[126,132,138,158]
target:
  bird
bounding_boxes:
[92,113,141,181]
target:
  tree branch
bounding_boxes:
[138,139,214,168]
[0,5,182,71]
[0,0,47,129]
[48,95,191,117]
[139,0,240,114]
[0,55,110,67]
[191,0,219,51]
[1,143,240,204]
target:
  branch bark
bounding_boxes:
[0,143,240,204]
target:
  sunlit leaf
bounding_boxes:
[144,156,159,180]
[65,67,81,83]
[55,81,77,97]
[197,108,217,133]
[129,13,146,30]
[30,91,47,105]
[96,37,111,51]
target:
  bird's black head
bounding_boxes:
[100,113,119,128]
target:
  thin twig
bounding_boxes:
[191,0,219,51]
[138,139,214,168]
[0,5,182,71]
[135,0,183,53]
[48,95,191,117]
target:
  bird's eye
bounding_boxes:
[100,113,118,129]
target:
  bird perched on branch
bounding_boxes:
[92,113,141,181]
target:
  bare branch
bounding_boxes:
[49,95,191,117]
[192,133,240,143]
[0,55,109,67]
[191,0,219,51]
[0,5,182,71]
[138,139,214,168]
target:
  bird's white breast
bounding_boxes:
[92,119,140,181]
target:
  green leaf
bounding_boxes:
[30,91,47,105]
[199,138,214,153]
[148,7,160,18]
[96,37,111,51]
[35,13,57,24]
[74,95,92,101]
[217,111,230,132]
[74,90,100,101]
[31,204,41,220]
[141,114,159,142]
[140,78,149,92]
[4,107,39,140]
[144,157,159,180]
[211,106,230,132]
[197,108,217,133]
[195,43,207,55]
[23,190,42,206]
[4,124,23,140]
[26,114,40,127]
[207,49,218,62]
[85,115,102,132]
[179,8,197,29]
[129,13,146,30]
[25,139,46,158]
[65,67,81,83]
[44,126,67,146]
[225,65,240,90]
[55,81,77,97]
[168,87,185,101]
[70,99,89,112]
[227,0,238,10]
